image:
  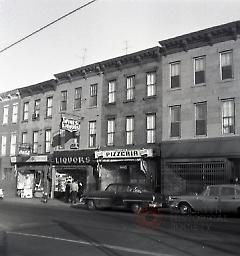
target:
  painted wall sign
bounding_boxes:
[18,144,31,156]
[61,117,80,132]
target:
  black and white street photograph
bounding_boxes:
[0,0,240,255]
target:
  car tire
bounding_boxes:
[179,202,192,215]
[87,200,96,210]
[131,203,142,214]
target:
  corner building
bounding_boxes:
[96,47,162,191]
[160,21,240,195]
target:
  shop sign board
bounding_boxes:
[61,117,80,132]
[26,155,48,163]
[18,144,31,156]
[95,148,153,159]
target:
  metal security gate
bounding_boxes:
[163,160,231,194]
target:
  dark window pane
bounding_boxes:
[171,122,180,137]
[171,76,180,88]
[196,120,206,135]
[195,71,205,84]
[222,66,233,80]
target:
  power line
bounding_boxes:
[0,0,98,54]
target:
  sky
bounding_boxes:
[0,0,240,93]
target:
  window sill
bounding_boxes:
[143,95,157,101]
[123,99,135,104]
[191,83,206,88]
[219,78,234,84]
[105,102,116,106]
[21,120,28,123]
[44,116,52,120]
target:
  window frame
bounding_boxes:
[3,105,9,125]
[23,102,29,121]
[146,72,156,97]
[222,99,235,134]
[1,135,7,156]
[10,133,17,156]
[126,116,134,145]
[107,118,115,146]
[12,103,18,123]
[170,62,181,89]
[74,87,82,110]
[195,102,207,136]
[45,129,51,153]
[220,50,233,80]
[89,121,96,148]
[33,131,39,154]
[89,84,98,107]
[108,80,116,104]
[170,105,181,138]
[126,75,135,101]
[146,113,156,144]
[194,56,206,85]
[60,90,67,112]
[46,96,53,118]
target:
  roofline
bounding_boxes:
[54,46,160,81]
[159,20,240,55]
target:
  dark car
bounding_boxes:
[82,183,167,213]
[169,184,240,215]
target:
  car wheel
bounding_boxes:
[87,200,96,210]
[131,203,142,214]
[179,202,192,215]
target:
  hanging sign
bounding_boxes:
[61,117,80,132]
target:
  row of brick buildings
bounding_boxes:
[1,20,240,198]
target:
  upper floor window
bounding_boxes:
[22,132,27,144]
[1,136,7,156]
[10,133,17,156]
[60,90,67,111]
[195,102,207,136]
[146,114,156,143]
[89,121,96,148]
[107,119,115,146]
[90,84,98,107]
[12,103,18,123]
[33,131,39,154]
[170,62,180,88]
[220,51,233,80]
[126,116,134,145]
[108,80,116,104]
[146,72,156,97]
[222,99,235,134]
[74,87,82,109]
[170,105,181,138]
[3,105,9,124]
[33,99,40,120]
[45,129,51,153]
[126,76,135,100]
[46,97,53,118]
[23,102,29,121]
[194,56,205,85]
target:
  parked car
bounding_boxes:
[0,189,4,199]
[82,183,167,214]
[168,184,240,215]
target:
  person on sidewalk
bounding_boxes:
[70,180,78,204]
[64,181,71,203]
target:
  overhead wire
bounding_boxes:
[0,0,98,54]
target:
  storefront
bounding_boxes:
[52,150,97,199]
[161,137,240,195]
[95,147,160,191]
[11,155,51,199]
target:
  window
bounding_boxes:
[45,129,51,153]
[126,116,134,145]
[10,134,17,156]
[90,84,97,107]
[33,131,39,154]
[23,102,29,121]
[195,102,207,136]
[170,106,181,137]
[33,99,40,119]
[126,76,135,100]
[221,187,235,196]
[89,121,96,147]
[107,119,115,146]
[3,105,9,124]
[208,186,219,197]
[12,103,18,123]
[60,90,67,111]
[22,132,27,144]
[74,87,82,109]
[170,62,180,88]
[146,114,156,143]
[194,57,205,85]
[1,136,7,156]
[220,51,233,80]
[108,80,116,104]
[46,97,53,118]
[146,72,156,97]
[222,99,235,134]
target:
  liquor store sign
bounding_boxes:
[61,117,80,132]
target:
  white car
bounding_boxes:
[0,189,4,199]
[169,184,240,215]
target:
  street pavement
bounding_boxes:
[0,197,239,256]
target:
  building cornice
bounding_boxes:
[159,20,240,56]
[0,89,20,102]
[54,46,161,81]
[18,79,57,97]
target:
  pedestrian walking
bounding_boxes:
[77,181,83,201]
[70,180,78,204]
[64,181,71,203]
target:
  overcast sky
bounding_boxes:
[0,0,239,93]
